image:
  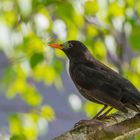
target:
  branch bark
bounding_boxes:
[53,111,140,140]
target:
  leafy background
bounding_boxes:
[0,0,140,139]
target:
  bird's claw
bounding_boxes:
[97,115,110,120]
[74,120,85,127]
[74,119,104,128]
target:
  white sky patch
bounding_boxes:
[112,17,125,32]
[68,94,82,112]
[21,22,31,36]
[22,116,33,128]
[66,60,70,76]
[126,8,133,17]
[21,60,31,75]
[38,118,48,135]
[105,35,116,53]
[0,23,11,49]
[44,46,54,64]
[73,0,84,14]
[124,22,132,36]
[53,19,67,40]
[18,0,32,16]
[2,1,14,11]
[34,14,50,31]
[11,32,23,47]
[98,0,108,10]
[0,23,15,56]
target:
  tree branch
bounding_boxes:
[53,111,140,140]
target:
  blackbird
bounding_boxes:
[49,40,140,121]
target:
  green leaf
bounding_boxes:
[30,53,44,68]
[9,114,22,135]
[56,2,74,22]
[53,60,63,73]
[10,135,26,140]
[135,134,140,140]
[129,25,140,50]
[2,67,16,85]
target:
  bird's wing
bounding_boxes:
[71,63,140,111]
[71,63,128,112]
[72,63,123,99]
[96,61,140,106]
[96,60,139,94]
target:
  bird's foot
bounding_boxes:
[97,114,118,123]
[74,119,104,128]
[97,114,110,120]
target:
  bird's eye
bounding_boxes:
[69,43,73,48]
[63,42,71,49]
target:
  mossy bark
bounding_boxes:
[53,111,140,140]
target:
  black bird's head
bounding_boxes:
[49,40,92,62]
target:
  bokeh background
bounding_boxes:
[0,0,140,139]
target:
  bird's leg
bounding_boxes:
[97,107,113,120]
[74,105,107,127]
[92,105,108,119]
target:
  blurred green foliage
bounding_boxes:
[0,0,140,139]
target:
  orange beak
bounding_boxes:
[49,43,63,49]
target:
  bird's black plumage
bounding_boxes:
[50,40,140,118]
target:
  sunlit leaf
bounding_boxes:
[87,25,98,37]
[85,0,99,15]
[20,34,44,55]
[124,69,140,90]
[23,85,42,106]
[7,78,27,98]
[84,102,102,118]
[55,49,65,58]
[41,105,55,121]
[54,74,63,90]
[5,11,17,26]
[108,1,124,17]
[127,0,134,6]
[131,57,140,73]
[44,66,56,85]
[73,13,84,28]
[92,40,106,59]
[23,127,37,140]
[9,114,22,134]
[67,24,78,40]
[136,1,140,16]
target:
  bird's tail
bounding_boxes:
[125,103,140,112]
[125,91,140,112]
[132,92,140,105]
